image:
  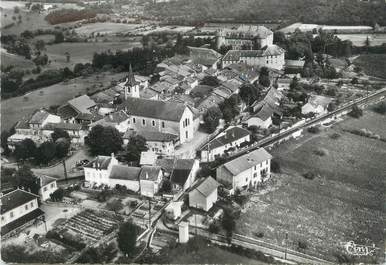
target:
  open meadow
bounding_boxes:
[237,109,386,263]
[1,71,126,131]
[1,47,35,70]
[45,41,142,69]
[354,54,386,79]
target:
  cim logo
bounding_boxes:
[342,241,378,256]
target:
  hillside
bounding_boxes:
[146,0,386,26]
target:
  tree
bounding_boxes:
[51,128,70,142]
[239,83,259,106]
[124,135,148,162]
[203,106,222,133]
[50,188,64,201]
[15,165,40,194]
[106,199,124,213]
[117,221,140,257]
[34,40,46,52]
[35,141,56,164]
[349,104,363,118]
[258,67,270,87]
[160,179,172,193]
[219,94,240,123]
[85,125,123,156]
[221,209,236,243]
[54,32,64,43]
[14,138,37,162]
[270,158,281,173]
[55,138,70,159]
[1,130,12,155]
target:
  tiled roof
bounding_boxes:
[223,45,285,62]
[140,131,178,142]
[156,158,196,186]
[1,208,44,236]
[139,166,162,181]
[68,95,96,114]
[1,189,39,214]
[191,176,219,197]
[110,165,141,181]
[84,156,112,170]
[118,97,188,122]
[97,110,129,125]
[29,109,50,124]
[38,175,56,187]
[222,148,272,176]
[188,46,222,67]
[57,104,78,120]
[204,127,250,151]
[307,95,333,108]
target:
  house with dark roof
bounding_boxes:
[38,175,58,201]
[201,126,251,162]
[139,166,163,197]
[216,148,272,194]
[41,122,88,144]
[222,45,286,70]
[156,158,199,191]
[1,189,45,238]
[189,177,220,211]
[301,95,333,116]
[188,46,222,69]
[118,97,198,144]
[84,154,119,186]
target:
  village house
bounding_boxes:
[42,122,88,144]
[109,165,141,192]
[139,151,157,166]
[165,201,184,220]
[201,126,251,162]
[1,189,45,239]
[216,148,272,194]
[301,95,333,115]
[38,175,58,201]
[216,25,274,50]
[57,95,98,124]
[189,176,220,212]
[139,166,163,198]
[188,46,223,69]
[222,45,286,70]
[118,97,198,144]
[89,110,131,133]
[84,154,119,187]
[156,158,199,192]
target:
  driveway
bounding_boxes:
[174,130,209,159]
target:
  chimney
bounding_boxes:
[39,176,43,187]
[146,172,149,179]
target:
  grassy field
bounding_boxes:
[237,110,386,263]
[354,54,386,79]
[1,48,35,70]
[1,71,126,131]
[74,22,141,36]
[45,41,142,69]
[169,241,269,264]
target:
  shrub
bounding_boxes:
[307,126,320,134]
[348,104,363,118]
[313,148,328,156]
[329,133,341,139]
[270,158,281,173]
[208,222,220,234]
[297,241,308,250]
[255,232,264,238]
[372,101,386,115]
[303,171,317,180]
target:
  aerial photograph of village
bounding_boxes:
[0,0,385,264]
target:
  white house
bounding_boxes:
[216,148,272,194]
[109,165,141,192]
[139,166,163,198]
[201,126,250,162]
[302,95,333,116]
[38,175,58,201]
[1,189,45,238]
[222,45,286,70]
[246,106,273,129]
[118,97,197,144]
[165,201,184,220]
[42,122,88,144]
[189,177,220,212]
[156,158,200,192]
[83,154,119,186]
[139,151,157,166]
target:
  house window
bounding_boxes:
[1,216,4,222]
[185,131,188,139]
[133,117,136,124]
[25,205,28,210]
[142,119,146,126]
[162,121,165,128]
[152,120,156,127]
[30,202,34,207]
[254,165,257,170]
[10,211,14,218]
[43,187,48,192]
[51,183,55,188]
[253,173,257,179]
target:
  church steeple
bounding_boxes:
[126,64,136,87]
[124,64,140,99]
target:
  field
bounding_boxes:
[354,54,386,79]
[45,41,142,69]
[74,22,141,36]
[237,110,386,263]
[169,241,269,264]
[1,71,126,131]
[1,48,35,70]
